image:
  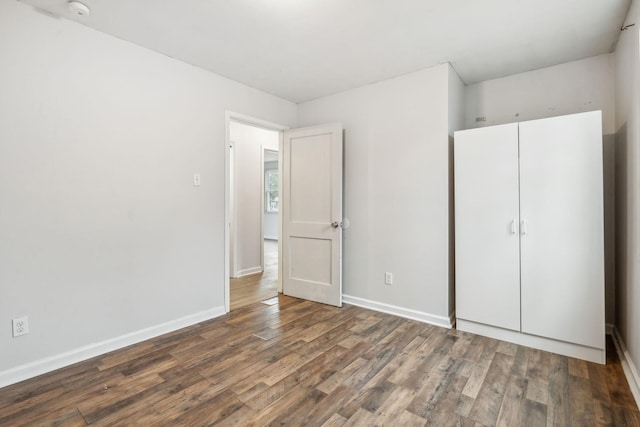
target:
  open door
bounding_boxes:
[282,123,343,307]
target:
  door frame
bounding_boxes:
[224,111,288,313]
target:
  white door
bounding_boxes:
[282,123,343,307]
[519,111,604,349]
[454,124,521,331]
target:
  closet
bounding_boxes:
[454,110,605,363]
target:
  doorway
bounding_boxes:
[225,113,287,312]
[224,113,344,312]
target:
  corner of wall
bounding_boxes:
[447,63,466,136]
[446,63,466,318]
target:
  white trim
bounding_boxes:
[342,294,454,329]
[235,266,263,277]
[277,133,283,294]
[0,307,225,389]
[228,140,237,279]
[611,327,640,407]
[260,146,265,275]
[457,319,605,364]
[224,111,288,313]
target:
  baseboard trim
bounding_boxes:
[236,266,263,277]
[0,306,226,389]
[611,327,640,407]
[342,294,453,329]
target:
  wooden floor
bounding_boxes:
[230,239,278,311]
[1,296,638,426]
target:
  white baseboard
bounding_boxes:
[0,306,226,389]
[611,327,640,407]
[236,266,263,277]
[342,294,454,329]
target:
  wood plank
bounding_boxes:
[342,408,376,427]
[568,358,590,379]
[321,413,348,427]
[495,376,527,427]
[568,374,596,425]
[522,398,547,426]
[467,352,514,426]
[422,370,469,425]
[525,379,549,405]
[96,379,221,426]
[587,362,611,403]
[296,385,357,427]
[169,387,248,426]
[372,386,417,424]
[526,348,550,385]
[547,353,572,426]
[593,399,613,426]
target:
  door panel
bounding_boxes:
[455,123,521,331]
[290,134,332,223]
[289,237,332,284]
[283,123,343,306]
[519,111,604,349]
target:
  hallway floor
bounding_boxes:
[230,239,278,310]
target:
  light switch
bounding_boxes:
[193,173,201,186]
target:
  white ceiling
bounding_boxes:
[21,0,631,103]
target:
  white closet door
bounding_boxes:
[455,123,521,331]
[519,111,604,349]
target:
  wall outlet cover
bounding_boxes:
[385,272,393,285]
[12,316,29,337]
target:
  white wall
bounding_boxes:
[614,0,640,397]
[464,54,617,325]
[264,160,279,240]
[298,63,460,325]
[230,122,279,277]
[0,0,296,382]
[465,54,616,133]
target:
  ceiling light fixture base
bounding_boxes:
[67,1,90,17]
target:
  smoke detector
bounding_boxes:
[67,1,90,16]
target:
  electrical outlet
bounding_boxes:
[12,316,29,337]
[193,173,201,186]
[385,272,393,285]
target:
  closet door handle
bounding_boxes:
[511,219,517,234]
[521,219,528,235]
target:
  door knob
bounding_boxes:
[331,221,341,228]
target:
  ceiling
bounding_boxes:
[21,0,631,103]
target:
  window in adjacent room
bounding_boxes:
[265,169,279,213]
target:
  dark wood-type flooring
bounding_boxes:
[0,295,638,426]
[230,239,278,310]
